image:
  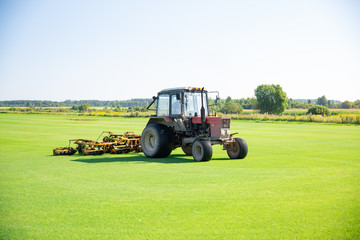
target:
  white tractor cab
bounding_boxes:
[141,87,248,161]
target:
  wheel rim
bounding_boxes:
[145,132,156,151]
[228,141,240,157]
[194,144,202,158]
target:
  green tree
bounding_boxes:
[238,97,256,109]
[316,95,328,107]
[287,98,293,109]
[354,100,360,109]
[78,104,90,112]
[221,102,243,114]
[114,105,121,112]
[251,98,258,109]
[341,101,352,109]
[134,106,142,111]
[254,84,287,114]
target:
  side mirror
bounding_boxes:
[215,96,220,105]
[176,93,181,101]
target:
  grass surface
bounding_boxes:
[1,114,359,239]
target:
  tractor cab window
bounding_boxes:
[157,94,169,116]
[171,94,181,115]
[184,92,208,117]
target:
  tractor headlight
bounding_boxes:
[221,128,230,138]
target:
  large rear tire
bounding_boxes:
[192,140,212,162]
[227,138,248,159]
[141,124,174,158]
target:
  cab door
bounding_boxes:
[170,94,182,116]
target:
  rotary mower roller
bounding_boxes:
[53,131,141,156]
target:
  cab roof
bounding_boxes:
[158,87,206,95]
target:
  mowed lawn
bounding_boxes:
[0,114,359,239]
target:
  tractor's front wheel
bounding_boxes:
[192,140,212,162]
[141,124,174,158]
[227,138,248,159]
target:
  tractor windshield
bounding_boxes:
[184,92,208,117]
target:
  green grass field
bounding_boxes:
[1,114,359,239]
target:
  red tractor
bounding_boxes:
[141,87,248,162]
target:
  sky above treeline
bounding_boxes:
[0,0,359,101]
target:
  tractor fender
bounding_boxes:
[146,117,173,126]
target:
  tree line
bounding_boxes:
[1,86,359,115]
[0,99,152,108]
[252,84,359,115]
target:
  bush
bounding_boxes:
[221,102,243,114]
[307,105,330,116]
[8,107,18,111]
[78,104,90,112]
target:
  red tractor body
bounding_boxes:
[141,87,248,161]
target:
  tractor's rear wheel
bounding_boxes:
[141,124,174,158]
[192,140,212,162]
[181,145,192,156]
[227,138,248,159]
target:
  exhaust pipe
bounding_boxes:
[201,87,206,129]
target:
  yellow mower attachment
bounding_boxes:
[53,147,77,156]
[53,131,142,156]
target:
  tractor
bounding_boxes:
[140,87,248,162]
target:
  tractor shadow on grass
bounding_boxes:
[71,154,232,164]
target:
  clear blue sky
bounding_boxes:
[0,0,359,101]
